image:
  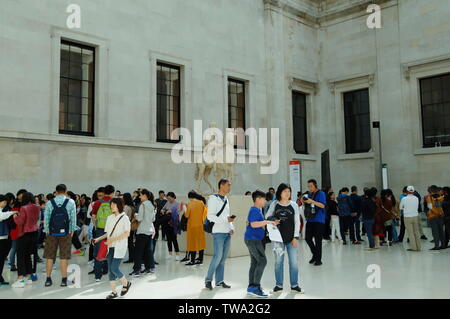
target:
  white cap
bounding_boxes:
[407,186,415,193]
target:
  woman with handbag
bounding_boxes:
[380,189,397,246]
[93,197,132,299]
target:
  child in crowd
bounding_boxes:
[244,190,279,298]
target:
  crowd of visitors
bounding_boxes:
[0,179,448,298]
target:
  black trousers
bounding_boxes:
[166,228,179,253]
[323,217,331,240]
[127,230,136,261]
[339,216,355,242]
[384,225,393,242]
[190,250,204,262]
[352,216,362,241]
[0,239,12,282]
[17,231,38,277]
[305,222,324,263]
[72,232,82,250]
[444,217,450,246]
[133,234,152,272]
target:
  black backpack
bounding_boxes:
[49,198,70,236]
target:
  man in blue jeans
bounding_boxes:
[205,179,235,290]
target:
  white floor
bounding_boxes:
[1,227,449,299]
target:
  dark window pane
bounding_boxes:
[420,74,450,147]
[292,91,308,154]
[343,89,371,154]
[156,62,180,142]
[59,41,95,135]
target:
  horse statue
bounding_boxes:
[194,123,236,194]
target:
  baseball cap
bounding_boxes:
[406,186,415,193]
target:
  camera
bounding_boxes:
[302,195,309,201]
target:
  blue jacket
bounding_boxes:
[337,193,352,217]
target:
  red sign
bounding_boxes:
[289,160,300,165]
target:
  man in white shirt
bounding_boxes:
[205,178,235,290]
[400,186,421,251]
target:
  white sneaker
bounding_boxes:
[95,279,101,282]
[166,255,173,260]
[175,255,181,261]
[25,278,33,285]
[12,280,25,288]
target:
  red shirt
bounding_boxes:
[14,203,40,238]
[91,196,113,216]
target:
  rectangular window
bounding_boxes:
[157,62,181,143]
[59,40,95,136]
[292,91,308,154]
[228,78,246,148]
[343,88,371,154]
[420,73,450,148]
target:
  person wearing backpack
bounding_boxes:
[302,179,327,266]
[42,184,79,287]
[204,179,235,290]
[91,185,115,281]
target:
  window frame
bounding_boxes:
[156,62,181,144]
[419,73,450,148]
[292,90,308,154]
[343,88,372,154]
[227,77,247,149]
[59,40,96,137]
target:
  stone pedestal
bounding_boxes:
[177,195,253,258]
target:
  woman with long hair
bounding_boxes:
[93,197,131,299]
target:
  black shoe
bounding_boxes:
[430,247,440,251]
[439,246,447,250]
[129,271,140,277]
[106,292,118,299]
[205,281,213,290]
[154,261,159,265]
[291,286,305,294]
[314,261,322,266]
[185,261,196,266]
[217,282,231,288]
[180,257,189,263]
[45,277,53,287]
[430,240,435,243]
[194,259,203,265]
[61,278,68,287]
[421,235,428,240]
[88,270,95,275]
[123,260,133,264]
[309,258,315,264]
[343,241,347,245]
[271,286,283,293]
[120,281,132,297]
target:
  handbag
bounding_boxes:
[304,191,319,219]
[131,204,143,232]
[204,197,228,234]
[96,215,125,261]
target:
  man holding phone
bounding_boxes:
[204,178,235,290]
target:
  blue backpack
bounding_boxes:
[49,198,70,236]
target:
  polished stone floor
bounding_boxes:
[0,227,449,299]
